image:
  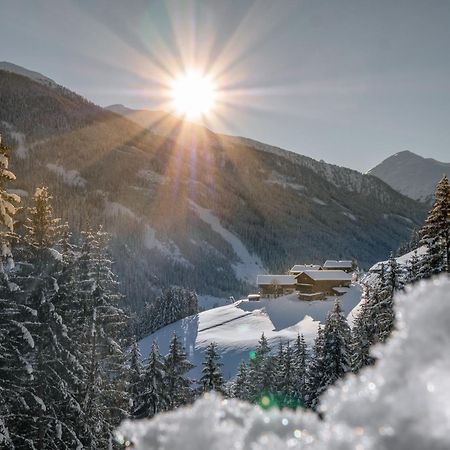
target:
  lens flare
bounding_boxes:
[170,70,216,119]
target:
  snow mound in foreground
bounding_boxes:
[119,276,450,450]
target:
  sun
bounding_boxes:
[170,70,216,119]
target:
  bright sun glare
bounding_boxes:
[170,70,216,119]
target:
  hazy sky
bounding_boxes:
[1,0,450,171]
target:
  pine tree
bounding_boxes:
[14,186,84,448]
[293,333,308,404]
[76,227,129,448]
[0,136,20,273]
[25,288,84,449]
[374,264,396,343]
[351,296,376,372]
[322,299,351,386]
[248,333,272,403]
[232,361,250,400]
[420,175,450,274]
[408,249,422,284]
[24,187,62,254]
[135,342,167,418]
[165,334,194,409]
[200,342,225,394]
[127,338,142,417]
[278,343,297,408]
[304,325,326,409]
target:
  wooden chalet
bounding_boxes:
[256,274,297,296]
[295,270,352,300]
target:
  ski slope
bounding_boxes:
[139,284,362,380]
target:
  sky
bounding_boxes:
[1,0,450,171]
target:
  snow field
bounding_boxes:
[139,285,362,380]
[122,276,450,450]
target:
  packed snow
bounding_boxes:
[190,201,266,283]
[138,285,362,380]
[121,276,450,450]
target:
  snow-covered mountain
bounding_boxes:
[0,61,58,88]
[0,63,427,313]
[139,285,363,380]
[368,150,450,203]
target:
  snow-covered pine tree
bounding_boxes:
[0,286,35,449]
[272,342,285,395]
[76,227,129,448]
[127,338,143,417]
[420,175,450,275]
[200,342,225,394]
[232,361,250,400]
[24,288,84,449]
[278,343,297,409]
[24,187,62,256]
[408,249,422,284]
[12,186,85,448]
[293,333,308,405]
[373,259,397,344]
[134,342,167,418]
[164,334,194,409]
[0,135,20,273]
[351,292,376,372]
[304,325,326,409]
[322,299,351,387]
[247,333,272,403]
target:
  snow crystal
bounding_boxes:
[120,276,450,450]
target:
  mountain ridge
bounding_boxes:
[368,150,450,202]
[0,63,427,313]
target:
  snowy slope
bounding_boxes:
[189,201,266,283]
[121,276,450,450]
[368,150,450,202]
[0,62,58,88]
[139,285,362,380]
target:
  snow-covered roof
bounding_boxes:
[297,270,352,281]
[323,260,353,269]
[333,287,349,294]
[290,264,322,272]
[256,275,297,286]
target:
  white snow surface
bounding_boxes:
[104,201,137,219]
[198,295,232,311]
[368,245,427,272]
[138,285,362,380]
[1,122,29,158]
[190,201,266,283]
[144,225,191,267]
[46,163,86,187]
[122,276,450,450]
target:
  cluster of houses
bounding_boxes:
[256,260,355,301]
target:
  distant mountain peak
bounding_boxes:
[369,151,450,202]
[0,61,58,88]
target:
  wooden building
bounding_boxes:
[295,270,352,300]
[256,274,297,296]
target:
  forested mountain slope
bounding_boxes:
[0,65,427,312]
